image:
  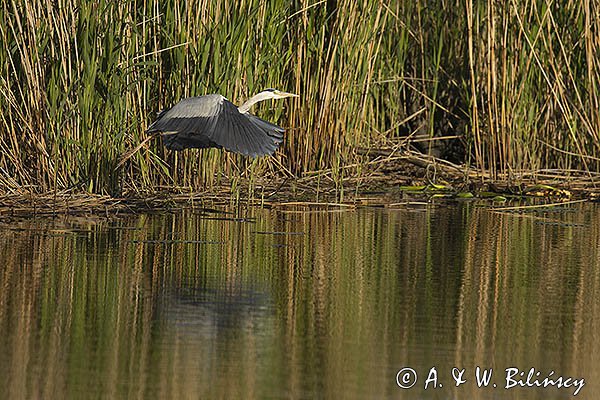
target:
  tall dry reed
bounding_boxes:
[0,0,598,194]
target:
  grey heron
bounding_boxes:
[147,89,299,157]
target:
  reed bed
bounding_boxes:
[1,0,599,198]
[2,147,593,219]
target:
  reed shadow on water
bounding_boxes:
[0,204,598,398]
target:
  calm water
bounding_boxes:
[0,203,598,399]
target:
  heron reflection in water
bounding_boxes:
[147,89,298,157]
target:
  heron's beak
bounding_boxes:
[277,91,300,99]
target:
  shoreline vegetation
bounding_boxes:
[0,148,594,219]
[1,1,599,213]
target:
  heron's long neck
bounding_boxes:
[238,92,272,114]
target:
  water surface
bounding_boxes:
[0,204,598,399]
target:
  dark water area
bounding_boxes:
[0,204,598,399]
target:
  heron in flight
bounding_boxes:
[147,89,298,157]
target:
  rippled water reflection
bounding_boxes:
[0,204,599,399]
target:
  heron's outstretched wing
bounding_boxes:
[147,94,284,157]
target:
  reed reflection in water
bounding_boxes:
[0,204,598,399]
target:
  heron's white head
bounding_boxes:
[238,88,299,113]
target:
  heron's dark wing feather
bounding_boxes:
[212,100,283,157]
[246,115,283,155]
[147,94,285,157]
[247,114,285,141]
[204,99,284,157]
